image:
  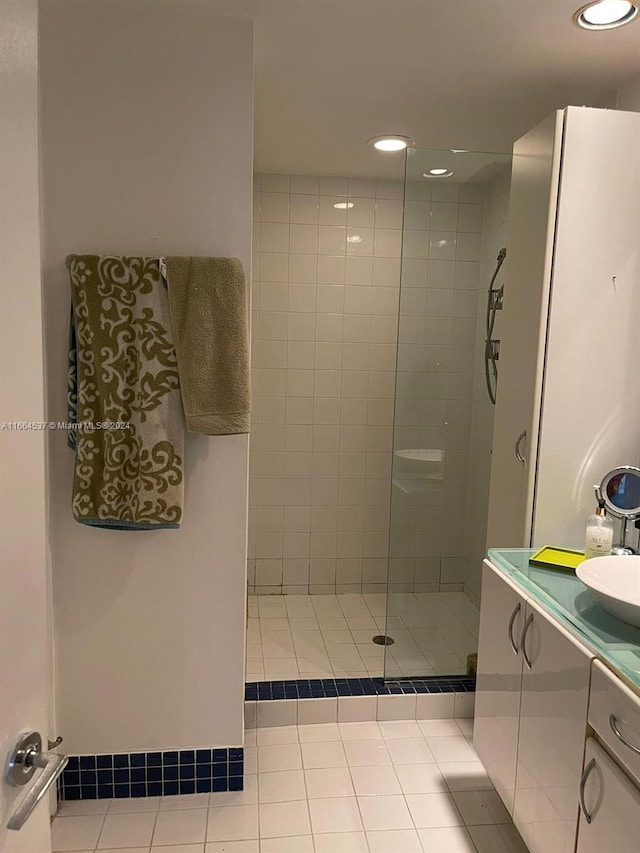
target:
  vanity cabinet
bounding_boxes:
[576,738,640,853]
[475,560,593,853]
[474,561,526,814]
[513,595,592,853]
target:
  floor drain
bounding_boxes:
[372,635,394,646]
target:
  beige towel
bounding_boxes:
[165,256,250,434]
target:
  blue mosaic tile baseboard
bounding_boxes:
[245,675,475,701]
[60,747,243,800]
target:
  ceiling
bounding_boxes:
[252,0,640,178]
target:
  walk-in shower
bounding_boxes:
[247,147,511,685]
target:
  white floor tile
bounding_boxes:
[452,790,511,825]
[257,743,302,772]
[108,796,161,813]
[418,719,462,738]
[405,792,463,828]
[259,800,311,837]
[257,725,299,746]
[349,765,401,796]
[417,825,477,852]
[395,762,447,794]
[51,815,104,853]
[205,842,258,853]
[152,808,207,846]
[207,804,259,842]
[308,797,363,833]
[301,740,347,768]
[313,831,369,852]
[258,769,306,803]
[426,736,477,763]
[338,721,382,740]
[152,845,205,853]
[378,720,422,740]
[57,800,110,817]
[102,848,151,853]
[386,737,435,765]
[357,794,413,830]
[304,767,355,799]
[97,812,156,849]
[298,722,340,743]
[438,760,492,792]
[367,828,423,852]
[259,836,314,853]
[343,739,391,766]
[159,793,210,811]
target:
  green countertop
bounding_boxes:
[488,548,640,694]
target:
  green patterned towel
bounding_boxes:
[67,255,184,530]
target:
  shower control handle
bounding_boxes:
[515,430,527,466]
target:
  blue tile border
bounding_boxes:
[245,676,475,701]
[61,747,243,800]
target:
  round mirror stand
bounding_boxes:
[595,465,640,555]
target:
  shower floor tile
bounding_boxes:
[246,592,479,681]
[53,720,528,853]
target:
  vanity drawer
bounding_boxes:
[589,660,640,784]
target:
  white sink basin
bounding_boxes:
[576,555,640,628]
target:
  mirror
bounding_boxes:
[599,466,640,519]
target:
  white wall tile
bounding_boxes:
[261,192,290,222]
[290,224,319,254]
[262,174,291,193]
[348,197,375,228]
[251,172,492,597]
[291,175,320,195]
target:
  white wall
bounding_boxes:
[40,0,253,755]
[0,1,52,849]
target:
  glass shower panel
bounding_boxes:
[384,146,512,680]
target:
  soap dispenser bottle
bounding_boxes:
[584,499,614,559]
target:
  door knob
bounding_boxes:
[5,731,69,831]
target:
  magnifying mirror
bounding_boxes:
[596,465,640,554]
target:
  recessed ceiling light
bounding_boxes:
[423,169,454,178]
[347,234,363,243]
[574,1,638,29]
[334,202,354,209]
[368,135,415,152]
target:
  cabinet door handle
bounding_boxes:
[515,430,527,466]
[507,602,521,655]
[579,758,596,825]
[521,613,534,670]
[609,714,640,756]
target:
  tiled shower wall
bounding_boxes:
[464,170,512,602]
[249,174,403,595]
[249,172,500,595]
